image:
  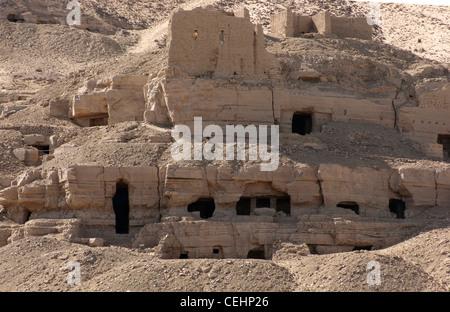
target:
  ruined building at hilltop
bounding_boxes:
[1,7,449,258]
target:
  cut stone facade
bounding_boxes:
[1,7,449,258]
[1,162,449,257]
[270,8,373,40]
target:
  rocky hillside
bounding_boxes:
[0,0,448,293]
[0,219,447,292]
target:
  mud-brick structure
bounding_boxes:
[1,7,450,259]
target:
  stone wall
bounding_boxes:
[71,75,148,126]
[167,7,279,79]
[330,15,372,40]
[398,79,450,155]
[131,216,417,258]
[270,8,372,40]
[0,166,160,224]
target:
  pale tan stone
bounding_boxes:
[71,93,108,119]
[390,166,437,209]
[13,147,39,165]
[271,8,372,40]
[167,8,279,79]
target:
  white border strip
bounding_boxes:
[351,0,449,5]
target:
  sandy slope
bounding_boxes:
[0,226,447,292]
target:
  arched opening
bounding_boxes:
[292,113,312,135]
[112,180,129,234]
[187,198,215,219]
[337,201,360,215]
[389,198,405,219]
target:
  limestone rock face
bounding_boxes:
[161,78,276,127]
[131,212,417,258]
[0,160,448,255]
[318,164,398,217]
[436,168,450,207]
[13,147,39,165]
[162,164,322,218]
[389,166,437,210]
[133,220,280,259]
[143,77,171,125]
[1,6,449,260]
[1,162,447,224]
[71,75,148,126]
[0,165,160,226]
[106,75,148,125]
[71,93,108,119]
[397,80,450,158]
[64,7,449,164]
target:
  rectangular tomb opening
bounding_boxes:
[112,180,130,234]
[437,134,450,161]
[187,198,215,219]
[292,113,313,135]
[236,197,251,215]
[389,198,405,219]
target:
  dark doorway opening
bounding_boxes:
[236,197,251,215]
[247,247,265,259]
[307,244,318,254]
[353,245,372,251]
[89,116,108,127]
[337,202,360,215]
[256,197,270,208]
[188,198,215,219]
[276,196,291,215]
[32,145,50,155]
[437,134,450,160]
[292,113,312,135]
[389,198,405,219]
[24,210,32,223]
[7,13,24,23]
[112,181,129,234]
[179,252,189,259]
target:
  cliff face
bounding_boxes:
[0,2,449,262]
[0,0,449,293]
